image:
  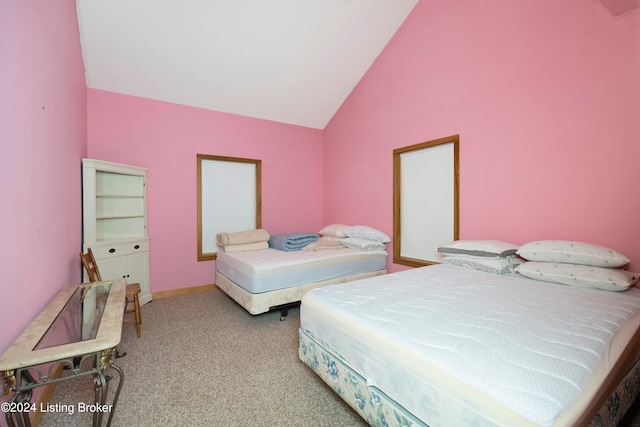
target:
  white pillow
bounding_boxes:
[515,262,639,292]
[342,237,386,251]
[438,240,519,258]
[517,240,629,268]
[443,255,523,274]
[343,225,391,243]
[318,223,351,238]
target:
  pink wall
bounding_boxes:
[0,0,86,417]
[1,0,637,422]
[87,90,324,292]
[324,0,640,273]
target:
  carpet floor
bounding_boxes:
[39,288,640,427]
[40,289,366,427]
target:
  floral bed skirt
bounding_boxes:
[299,327,640,427]
[299,328,425,427]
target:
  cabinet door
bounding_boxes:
[127,251,150,302]
[95,257,128,282]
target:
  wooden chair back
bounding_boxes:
[79,247,143,337]
[79,248,102,282]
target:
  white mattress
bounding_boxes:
[300,263,640,427]
[216,248,387,293]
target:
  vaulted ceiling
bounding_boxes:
[76,0,418,129]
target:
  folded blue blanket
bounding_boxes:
[268,232,319,251]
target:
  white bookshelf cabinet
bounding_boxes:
[82,159,152,304]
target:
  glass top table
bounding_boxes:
[36,282,111,350]
[0,280,127,427]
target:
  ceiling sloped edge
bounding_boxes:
[74,0,420,130]
[601,0,640,16]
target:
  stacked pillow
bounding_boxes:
[310,223,390,251]
[438,240,522,274]
[515,240,638,292]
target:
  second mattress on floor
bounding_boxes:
[215,247,388,293]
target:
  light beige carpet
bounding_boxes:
[40,289,367,427]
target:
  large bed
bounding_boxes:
[215,247,388,318]
[298,263,640,426]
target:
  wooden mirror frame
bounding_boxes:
[393,135,459,267]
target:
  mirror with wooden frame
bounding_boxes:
[393,135,459,267]
[197,154,262,261]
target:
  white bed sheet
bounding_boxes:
[300,264,640,427]
[216,248,387,293]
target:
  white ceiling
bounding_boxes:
[76,0,418,129]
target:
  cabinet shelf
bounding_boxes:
[97,215,145,220]
[95,236,145,243]
[97,194,144,199]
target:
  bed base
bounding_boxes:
[591,355,640,426]
[270,301,301,321]
[215,270,386,317]
[299,327,640,427]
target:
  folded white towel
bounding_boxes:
[216,228,270,247]
[218,241,269,253]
